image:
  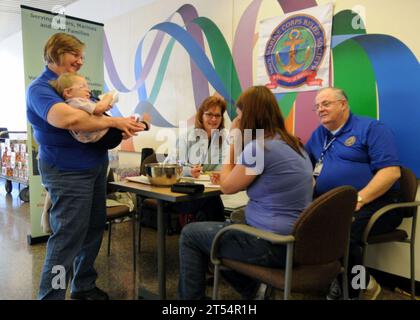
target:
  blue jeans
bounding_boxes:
[178,221,287,299]
[38,159,108,300]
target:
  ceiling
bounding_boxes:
[0,0,159,43]
[0,0,78,42]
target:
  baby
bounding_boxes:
[50,72,126,149]
[41,73,151,234]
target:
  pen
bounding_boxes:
[180,162,203,174]
[179,161,200,169]
[183,163,196,168]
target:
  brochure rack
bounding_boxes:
[0,130,29,202]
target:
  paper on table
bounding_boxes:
[182,175,210,182]
[125,175,151,185]
[199,181,220,188]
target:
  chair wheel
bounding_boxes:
[5,180,12,193]
[19,187,30,202]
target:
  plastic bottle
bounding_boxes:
[108,148,119,169]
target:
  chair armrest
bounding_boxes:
[362,201,420,243]
[210,223,295,265]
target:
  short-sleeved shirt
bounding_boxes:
[66,98,108,143]
[166,128,229,176]
[305,113,400,196]
[240,138,313,235]
[26,67,107,170]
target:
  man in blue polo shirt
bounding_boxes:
[305,87,403,300]
[27,32,145,300]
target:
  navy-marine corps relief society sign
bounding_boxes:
[257,3,333,93]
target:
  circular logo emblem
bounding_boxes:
[265,14,326,89]
[345,136,357,146]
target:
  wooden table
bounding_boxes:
[109,180,221,299]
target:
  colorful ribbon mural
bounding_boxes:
[104,0,420,175]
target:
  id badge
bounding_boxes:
[313,161,323,177]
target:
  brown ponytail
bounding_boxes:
[236,86,304,156]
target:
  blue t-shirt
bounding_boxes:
[240,138,313,235]
[305,114,400,196]
[26,67,107,170]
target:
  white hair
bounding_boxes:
[317,87,348,101]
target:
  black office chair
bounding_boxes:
[141,147,154,169]
[211,186,358,300]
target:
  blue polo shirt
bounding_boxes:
[26,67,107,170]
[305,114,400,196]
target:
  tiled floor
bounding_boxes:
[0,179,412,300]
[0,179,240,300]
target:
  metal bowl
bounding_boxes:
[144,163,183,186]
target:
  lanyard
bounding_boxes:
[318,135,336,163]
[313,133,337,179]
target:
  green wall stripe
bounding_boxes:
[278,93,297,118]
[333,39,377,118]
[193,17,242,118]
[148,38,176,105]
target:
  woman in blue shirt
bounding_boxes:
[27,33,145,300]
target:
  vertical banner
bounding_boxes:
[257,3,333,93]
[20,5,104,243]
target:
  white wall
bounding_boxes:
[0,32,26,131]
[65,0,160,24]
[0,0,158,131]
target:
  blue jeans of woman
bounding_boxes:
[38,159,108,299]
[178,221,288,299]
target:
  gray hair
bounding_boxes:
[317,87,348,101]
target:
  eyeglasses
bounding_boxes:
[69,51,85,62]
[204,112,222,119]
[312,99,344,111]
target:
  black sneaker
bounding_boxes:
[326,278,342,300]
[70,287,109,300]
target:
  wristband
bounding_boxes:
[140,120,150,131]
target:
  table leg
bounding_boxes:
[157,199,166,299]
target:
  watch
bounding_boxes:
[140,120,150,131]
[357,195,364,203]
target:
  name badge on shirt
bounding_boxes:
[313,161,323,177]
